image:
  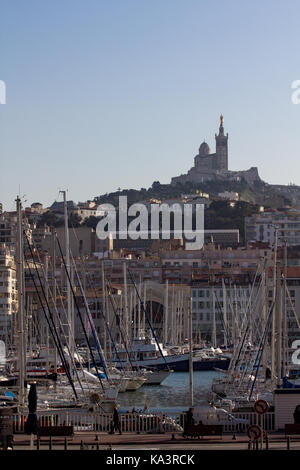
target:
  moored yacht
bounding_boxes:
[112,334,230,372]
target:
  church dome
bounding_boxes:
[199,141,210,156]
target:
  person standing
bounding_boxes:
[110,406,122,435]
[183,407,195,437]
[187,407,195,425]
[293,405,300,424]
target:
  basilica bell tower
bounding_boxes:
[215,114,228,171]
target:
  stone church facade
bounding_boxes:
[171,115,260,186]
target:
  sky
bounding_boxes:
[1,0,300,211]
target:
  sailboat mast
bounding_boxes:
[60,190,73,370]
[138,276,142,338]
[16,196,26,406]
[262,262,268,371]
[189,296,194,406]
[123,261,129,340]
[276,266,282,386]
[212,288,217,348]
[44,253,49,373]
[143,283,146,333]
[271,228,278,389]
[52,230,58,377]
[164,280,168,346]
[282,241,288,378]
[133,285,137,340]
[222,279,227,348]
[101,260,107,361]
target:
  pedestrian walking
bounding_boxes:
[109,406,122,435]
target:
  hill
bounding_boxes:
[93,178,292,209]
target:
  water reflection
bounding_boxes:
[118,371,224,413]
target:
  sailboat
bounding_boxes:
[112,270,230,373]
[13,193,120,414]
[210,235,300,411]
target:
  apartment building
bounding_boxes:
[245,209,300,247]
[0,212,17,255]
[0,244,17,341]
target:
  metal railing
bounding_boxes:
[12,410,275,434]
[222,412,275,433]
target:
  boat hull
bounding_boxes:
[125,378,147,391]
[112,354,230,372]
[143,370,172,385]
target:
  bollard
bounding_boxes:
[49,436,52,451]
[171,434,175,440]
[95,434,98,441]
[80,440,84,450]
[64,437,67,451]
[36,437,40,451]
[96,442,99,451]
[248,440,251,450]
[265,433,269,451]
[255,439,259,451]
[232,433,236,440]
[287,436,290,450]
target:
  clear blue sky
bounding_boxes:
[1,0,300,211]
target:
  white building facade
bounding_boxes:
[245,210,300,247]
[0,244,17,341]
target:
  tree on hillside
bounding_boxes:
[36,211,64,228]
[152,181,161,190]
[82,215,100,229]
[68,213,82,228]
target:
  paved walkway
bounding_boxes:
[8,431,300,450]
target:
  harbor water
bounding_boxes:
[118,370,225,413]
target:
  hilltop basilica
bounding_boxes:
[171,115,260,186]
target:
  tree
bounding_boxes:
[36,211,63,228]
[68,213,82,227]
[152,181,161,190]
[82,215,100,229]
